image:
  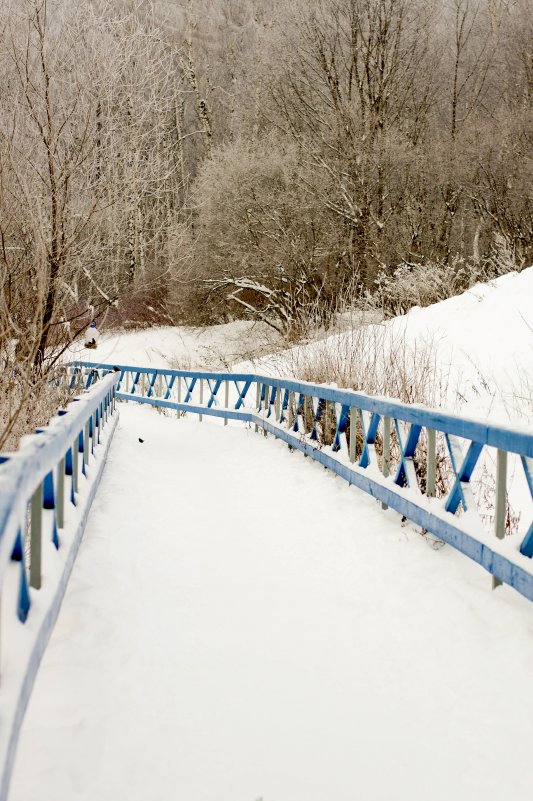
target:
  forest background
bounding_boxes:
[0,0,531,446]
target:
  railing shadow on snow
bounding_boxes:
[0,372,119,801]
[73,361,533,604]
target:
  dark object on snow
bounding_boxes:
[138,438,144,443]
[84,321,99,349]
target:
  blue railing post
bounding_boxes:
[224,381,229,426]
[427,428,436,499]
[83,420,90,470]
[73,435,79,497]
[29,482,43,590]
[199,379,204,423]
[381,415,391,510]
[349,407,357,464]
[57,456,65,529]
[255,382,260,433]
[492,449,508,589]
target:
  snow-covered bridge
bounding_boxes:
[2,366,533,801]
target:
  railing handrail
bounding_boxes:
[72,360,533,458]
[0,371,120,801]
[0,373,119,584]
[0,360,531,798]
[69,360,533,604]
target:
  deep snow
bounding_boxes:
[241,268,533,425]
[67,319,281,371]
[68,268,533,427]
[9,404,533,801]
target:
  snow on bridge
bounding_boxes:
[8,402,533,801]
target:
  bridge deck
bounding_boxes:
[9,403,533,801]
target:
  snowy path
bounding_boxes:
[10,404,533,801]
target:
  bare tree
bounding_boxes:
[270,0,438,283]
[0,0,187,446]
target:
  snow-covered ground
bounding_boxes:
[9,268,532,800]
[68,319,281,371]
[243,268,533,426]
[69,268,533,427]
[9,404,533,801]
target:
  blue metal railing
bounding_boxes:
[72,361,533,603]
[0,360,532,799]
[0,372,120,801]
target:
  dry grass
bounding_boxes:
[287,323,448,407]
[282,324,453,500]
[0,369,73,452]
[282,320,525,536]
[370,235,522,319]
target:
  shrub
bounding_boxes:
[370,234,522,318]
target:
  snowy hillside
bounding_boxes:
[70,268,533,426]
[242,268,533,426]
[67,319,281,371]
[7,271,533,801]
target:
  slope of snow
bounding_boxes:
[239,268,533,425]
[379,268,533,421]
[67,320,281,371]
[9,404,533,801]
[67,268,533,426]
